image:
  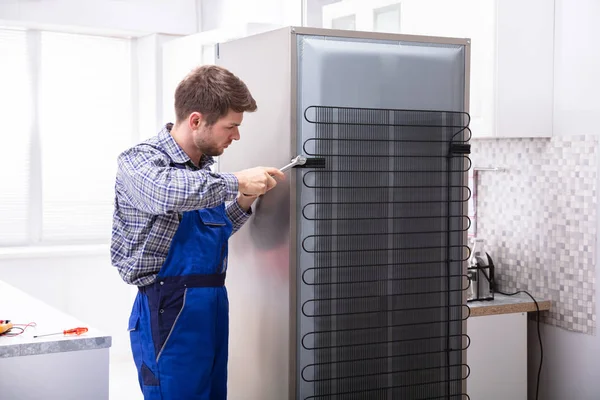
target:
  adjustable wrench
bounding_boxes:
[279,155,307,173]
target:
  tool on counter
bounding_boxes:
[279,155,326,172]
[0,320,13,335]
[33,327,88,338]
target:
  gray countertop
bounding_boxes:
[468,293,552,317]
[0,280,111,358]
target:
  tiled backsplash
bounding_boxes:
[470,135,597,335]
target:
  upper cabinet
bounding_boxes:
[316,0,555,138]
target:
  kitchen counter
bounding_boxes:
[468,292,552,317]
[0,280,111,357]
[0,280,111,399]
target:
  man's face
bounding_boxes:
[193,110,243,157]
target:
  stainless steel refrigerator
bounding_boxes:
[216,26,471,400]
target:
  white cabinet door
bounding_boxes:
[467,313,528,399]
[400,0,554,138]
[496,0,554,138]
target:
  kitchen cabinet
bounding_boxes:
[321,0,555,138]
[468,293,552,399]
[468,312,528,399]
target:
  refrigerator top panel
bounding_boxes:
[295,31,467,114]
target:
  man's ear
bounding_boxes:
[188,112,203,130]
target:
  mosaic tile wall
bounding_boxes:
[470,135,597,335]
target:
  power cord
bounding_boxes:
[495,290,542,400]
[0,322,37,337]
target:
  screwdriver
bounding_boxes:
[33,327,88,338]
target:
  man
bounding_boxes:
[111,65,284,399]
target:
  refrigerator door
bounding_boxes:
[294,33,469,399]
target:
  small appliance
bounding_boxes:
[468,239,496,302]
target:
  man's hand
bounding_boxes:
[233,167,285,196]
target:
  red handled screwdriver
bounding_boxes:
[34,327,88,338]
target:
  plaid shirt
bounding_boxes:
[111,124,252,286]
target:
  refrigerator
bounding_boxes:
[216,26,471,400]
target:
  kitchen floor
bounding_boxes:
[109,358,142,400]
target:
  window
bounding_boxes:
[304,0,401,33]
[0,28,133,247]
[373,4,401,34]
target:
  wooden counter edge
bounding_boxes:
[468,300,552,317]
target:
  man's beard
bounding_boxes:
[199,144,223,157]
[194,126,223,157]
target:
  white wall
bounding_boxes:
[527,1,600,399]
[0,0,199,36]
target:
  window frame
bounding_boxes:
[314,0,403,32]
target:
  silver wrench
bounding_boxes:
[279,155,307,173]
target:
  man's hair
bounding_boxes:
[174,65,257,126]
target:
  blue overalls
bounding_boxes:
[128,202,233,399]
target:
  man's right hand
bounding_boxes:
[233,167,285,196]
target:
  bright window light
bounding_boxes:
[39,32,133,243]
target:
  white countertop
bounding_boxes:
[0,280,111,358]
